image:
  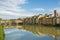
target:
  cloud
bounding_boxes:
[0,10,34,19]
[30,8,45,15]
[32,8,45,11]
[49,8,60,13]
[0,0,34,19]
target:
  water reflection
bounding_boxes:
[22,25,60,32]
[5,28,55,40]
[21,25,60,39]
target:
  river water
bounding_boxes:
[4,25,60,40]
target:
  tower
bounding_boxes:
[53,10,57,25]
[54,10,57,17]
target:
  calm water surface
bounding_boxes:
[4,25,60,40]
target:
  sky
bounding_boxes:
[0,0,60,19]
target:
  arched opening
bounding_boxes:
[11,22,16,26]
[18,22,23,26]
[6,22,9,26]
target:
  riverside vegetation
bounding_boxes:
[0,24,5,40]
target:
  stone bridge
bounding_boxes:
[0,19,23,28]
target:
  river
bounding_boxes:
[4,25,60,40]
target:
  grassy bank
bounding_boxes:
[0,25,5,40]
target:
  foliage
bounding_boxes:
[0,24,5,40]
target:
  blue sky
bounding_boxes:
[0,0,60,19]
[21,0,59,9]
